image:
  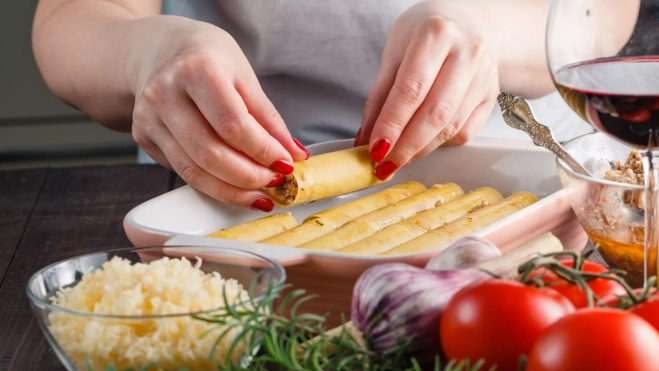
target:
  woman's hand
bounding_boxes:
[130,17,309,211]
[356,2,499,180]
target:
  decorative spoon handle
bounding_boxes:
[497,92,593,177]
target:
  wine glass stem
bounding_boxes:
[643,151,659,287]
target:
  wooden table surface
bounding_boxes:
[0,164,599,371]
[0,165,187,371]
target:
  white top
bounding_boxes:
[138,0,593,164]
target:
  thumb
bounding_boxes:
[357,61,397,148]
[236,69,309,161]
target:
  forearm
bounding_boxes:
[33,0,162,131]
[431,0,553,99]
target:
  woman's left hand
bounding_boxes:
[355,2,499,180]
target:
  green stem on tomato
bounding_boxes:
[517,250,640,308]
[609,276,658,309]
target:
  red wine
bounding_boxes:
[554,57,659,148]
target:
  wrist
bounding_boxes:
[424,0,554,97]
[123,15,200,97]
[423,0,502,68]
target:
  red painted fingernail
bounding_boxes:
[374,161,398,181]
[354,127,362,147]
[270,159,294,175]
[266,174,286,188]
[292,137,310,160]
[370,138,391,163]
[250,198,274,212]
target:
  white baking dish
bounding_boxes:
[124,137,587,326]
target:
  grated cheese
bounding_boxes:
[48,256,252,370]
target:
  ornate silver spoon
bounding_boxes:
[497,91,644,224]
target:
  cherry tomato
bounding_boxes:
[640,97,659,110]
[601,287,656,308]
[526,308,659,371]
[602,287,659,339]
[631,302,659,333]
[617,108,651,123]
[440,280,574,371]
[527,260,625,308]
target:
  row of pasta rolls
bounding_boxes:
[206,181,427,242]
[377,191,537,255]
[205,181,539,255]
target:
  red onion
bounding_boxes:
[425,236,501,271]
[351,262,489,364]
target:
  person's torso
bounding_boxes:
[161,0,593,146]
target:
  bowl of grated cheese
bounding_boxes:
[26,246,286,371]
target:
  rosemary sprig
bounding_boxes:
[83,355,167,371]
[194,280,424,371]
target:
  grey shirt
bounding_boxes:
[138,0,592,164]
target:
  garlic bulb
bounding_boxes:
[425,236,501,271]
[351,263,489,364]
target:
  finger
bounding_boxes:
[184,71,297,173]
[412,99,495,162]
[132,117,173,170]
[357,62,397,147]
[148,122,275,211]
[357,29,404,147]
[354,126,363,147]
[441,65,495,136]
[443,70,498,146]
[367,31,454,162]
[443,94,497,146]
[158,98,285,190]
[376,50,480,173]
[140,143,172,170]
[235,67,309,160]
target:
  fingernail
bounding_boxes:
[266,174,286,188]
[250,198,274,212]
[370,138,391,163]
[354,127,362,147]
[292,137,310,160]
[270,159,295,175]
[375,161,398,181]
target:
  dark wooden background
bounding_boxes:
[0,164,598,370]
[0,165,186,371]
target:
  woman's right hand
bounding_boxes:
[129,17,309,212]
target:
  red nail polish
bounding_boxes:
[354,127,362,147]
[250,198,274,212]
[270,159,295,175]
[292,137,310,160]
[370,138,391,163]
[375,161,398,181]
[266,174,286,188]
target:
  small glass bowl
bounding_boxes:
[26,245,286,371]
[558,132,645,287]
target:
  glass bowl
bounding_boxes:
[558,132,645,286]
[26,246,286,371]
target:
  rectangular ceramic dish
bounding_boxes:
[124,137,587,327]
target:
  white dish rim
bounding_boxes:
[125,136,567,262]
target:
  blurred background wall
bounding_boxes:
[0,0,138,170]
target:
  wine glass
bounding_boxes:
[547,0,659,285]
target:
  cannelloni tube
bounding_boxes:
[206,213,298,242]
[299,183,464,252]
[260,181,426,247]
[264,146,390,207]
[334,223,428,255]
[380,191,539,256]
[259,220,335,247]
[335,187,503,255]
[305,181,427,227]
